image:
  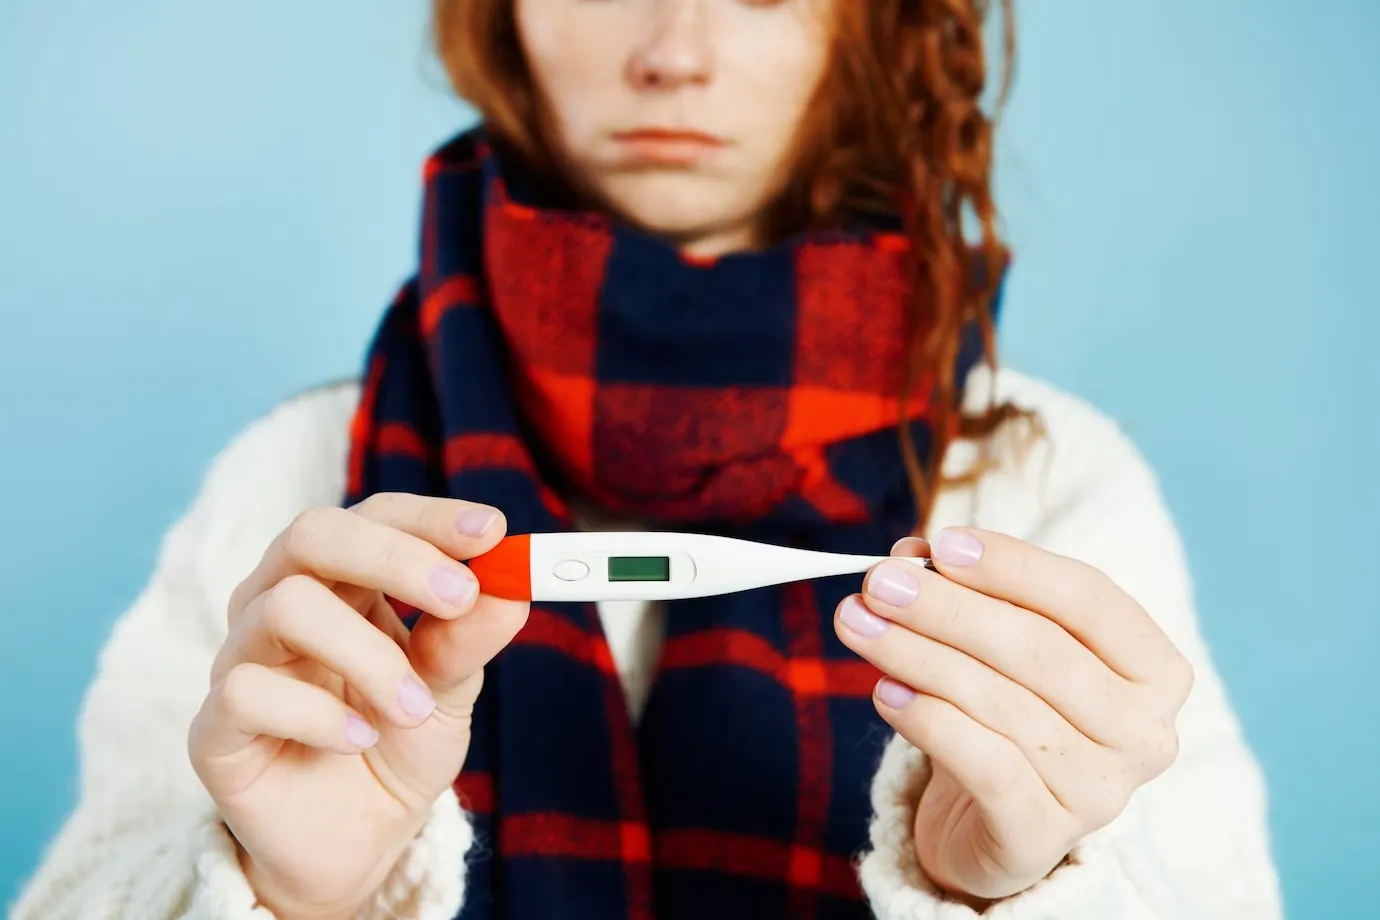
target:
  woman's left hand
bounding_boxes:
[834,528,1195,904]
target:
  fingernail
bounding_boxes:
[839,596,889,639]
[933,529,983,566]
[430,565,478,606]
[397,675,436,719]
[867,561,919,607]
[876,677,917,710]
[345,714,379,749]
[890,536,931,559]
[455,507,497,538]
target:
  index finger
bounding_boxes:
[349,491,508,561]
[922,528,1180,683]
[227,494,506,622]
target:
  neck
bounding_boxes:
[674,222,761,262]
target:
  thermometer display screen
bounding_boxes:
[607,556,671,582]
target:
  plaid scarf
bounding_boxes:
[344,128,997,920]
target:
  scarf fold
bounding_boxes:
[344,128,999,920]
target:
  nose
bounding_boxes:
[627,0,713,91]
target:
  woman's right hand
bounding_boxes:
[187,493,528,920]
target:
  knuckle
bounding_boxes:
[207,644,235,689]
[976,751,1030,805]
[899,695,948,749]
[1087,561,1119,597]
[216,664,260,719]
[1080,788,1131,831]
[1084,667,1129,720]
[925,583,967,633]
[259,576,314,634]
[1025,622,1108,702]
[186,716,204,765]
[1065,556,1118,609]
[376,532,420,581]
[1069,755,1135,829]
[226,581,251,625]
[353,491,404,519]
[1139,724,1181,776]
[187,702,217,770]
[283,507,342,561]
[1168,653,1196,704]
[981,682,1034,741]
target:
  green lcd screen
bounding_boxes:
[607,556,671,582]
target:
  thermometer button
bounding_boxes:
[552,559,591,582]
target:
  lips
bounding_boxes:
[611,128,726,165]
[613,128,724,145]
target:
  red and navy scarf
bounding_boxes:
[344,128,998,920]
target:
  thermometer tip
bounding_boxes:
[467,533,533,602]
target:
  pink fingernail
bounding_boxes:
[839,596,889,639]
[933,529,983,566]
[397,676,436,719]
[430,566,478,606]
[866,562,919,607]
[890,536,931,559]
[876,678,917,709]
[456,507,497,538]
[345,714,379,749]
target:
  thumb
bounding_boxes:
[367,594,529,808]
[406,592,530,714]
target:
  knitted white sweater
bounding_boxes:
[11,367,1285,919]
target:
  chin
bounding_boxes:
[597,173,759,250]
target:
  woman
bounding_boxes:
[14,1,1283,918]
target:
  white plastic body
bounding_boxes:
[527,531,890,602]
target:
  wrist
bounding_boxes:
[920,861,998,913]
[236,846,370,920]
[919,848,1073,910]
[933,883,998,914]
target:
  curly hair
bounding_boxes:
[431,0,1021,528]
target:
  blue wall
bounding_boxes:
[1,1,1375,915]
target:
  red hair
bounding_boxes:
[431,0,1023,526]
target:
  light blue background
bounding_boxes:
[1,1,1376,915]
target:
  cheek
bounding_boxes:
[717,12,831,166]
[514,3,618,149]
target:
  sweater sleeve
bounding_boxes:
[856,384,1285,918]
[9,388,474,920]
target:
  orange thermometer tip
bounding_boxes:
[467,533,533,601]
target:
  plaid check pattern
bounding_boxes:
[344,129,997,920]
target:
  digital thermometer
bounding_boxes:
[467,532,910,602]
